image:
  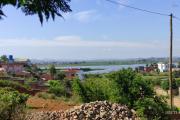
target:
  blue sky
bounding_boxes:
[0,0,180,60]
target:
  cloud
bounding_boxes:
[73,10,100,22]
[0,36,177,59]
[0,36,166,49]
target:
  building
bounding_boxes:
[0,55,31,74]
[63,68,84,80]
[157,63,168,72]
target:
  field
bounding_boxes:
[26,97,77,112]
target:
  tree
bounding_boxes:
[106,68,171,119]
[55,71,66,80]
[0,0,72,24]
[49,64,56,79]
[0,55,8,62]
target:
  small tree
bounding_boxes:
[48,80,65,96]
[55,71,66,80]
[0,55,8,62]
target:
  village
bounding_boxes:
[0,55,85,95]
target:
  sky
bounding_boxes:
[0,0,180,60]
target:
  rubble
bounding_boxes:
[25,101,138,120]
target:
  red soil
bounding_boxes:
[26,97,77,112]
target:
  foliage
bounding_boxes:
[0,0,72,24]
[0,88,29,120]
[84,77,120,103]
[72,77,120,103]
[55,71,66,80]
[135,96,170,120]
[142,76,164,86]
[104,69,170,119]
[176,78,180,87]
[49,65,57,79]
[173,70,180,78]
[72,78,86,102]
[36,92,56,99]
[48,80,65,96]
[0,80,30,92]
[161,80,178,91]
[0,55,8,62]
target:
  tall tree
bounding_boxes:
[0,0,72,24]
[49,64,56,79]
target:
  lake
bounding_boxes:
[58,64,145,74]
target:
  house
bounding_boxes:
[157,63,168,72]
[41,73,53,81]
[63,68,84,80]
[0,55,31,75]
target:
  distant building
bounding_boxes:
[135,66,145,72]
[0,55,31,74]
[41,73,53,81]
[157,63,168,72]
[63,68,84,80]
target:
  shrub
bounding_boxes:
[48,80,65,96]
[0,80,29,92]
[72,78,86,102]
[161,80,178,91]
[135,96,170,120]
[107,68,170,119]
[36,92,56,99]
[0,88,29,120]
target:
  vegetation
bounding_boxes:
[0,0,72,24]
[0,88,29,120]
[72,69,171,119]
[0,80,30,92]
[48,80,65,96]
[161,80,178,91]
[49,65,57,79]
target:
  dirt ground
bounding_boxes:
[26,97,77,112]
[155,86,180,108]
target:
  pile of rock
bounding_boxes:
[26,101,138,120]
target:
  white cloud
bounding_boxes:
[74,10,100,22]
[0,36,166,49]
[0,36,176,59]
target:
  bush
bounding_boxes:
[72,78,120,103]
[135,96,170,120]
[48,80,65,96]
[72,78,86,102]
[107,68,170,119]
[0,88,29,120]
[175,78,180,87]
[161,80,178,91]
[0,80,29,92]
[36,92,56,99]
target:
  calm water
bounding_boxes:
[59,64,145,74]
